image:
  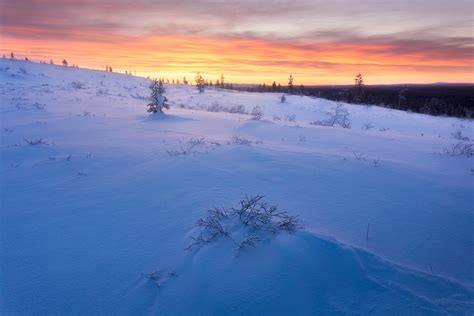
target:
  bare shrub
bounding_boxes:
[231,195,301,233]
[130,92,146,99]
[251,106,263,120]
[207,101,223,112]
[309,120,332,127]
[187,137,206,147]
[71,81,85,89]
[177,102,248,115]
[444,142,473,157]
[285,114,296,122]
[353,153,367,161]
[231,136,253,145]
[327,103,351,128]
[186,195,301,253]
[228,104,247,114]
[272,115,281,121]
[166,148,191,156]
[452,130,470,141]
[24,138,48,145]
[310,103,350,128]
[185,215,230,251]
[143,271,162,287]
[166,137,221,156]
[16,102,44,111]
[361,123,375,130]
[207,206,228,218]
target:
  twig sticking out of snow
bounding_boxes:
[235,235,261,256]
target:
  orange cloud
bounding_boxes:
[2,29,472,84]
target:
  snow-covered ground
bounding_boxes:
[1,59,473,314]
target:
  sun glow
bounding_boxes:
[2,29,472,85]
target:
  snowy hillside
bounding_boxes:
[1,59,473,314]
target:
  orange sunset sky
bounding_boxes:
[1,0,473,84]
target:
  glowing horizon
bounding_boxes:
[1,0,473,85]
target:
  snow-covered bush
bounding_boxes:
[147,79,169,114]
[251,106,263,120]
[272,115,281,121]
[186,195,301,253]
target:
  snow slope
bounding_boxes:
[1,59,473,314]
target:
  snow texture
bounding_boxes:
[1,59,473,314]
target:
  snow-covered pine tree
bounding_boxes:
[147,79,169,114]
[195,72,205,93]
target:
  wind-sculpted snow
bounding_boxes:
[1,59,473,314]
[148,231,473,315]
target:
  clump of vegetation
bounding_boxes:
[186,195,302,254]
[147,79,169,114]
[444,142,473,157]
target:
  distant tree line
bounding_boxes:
[225,73,473,118]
